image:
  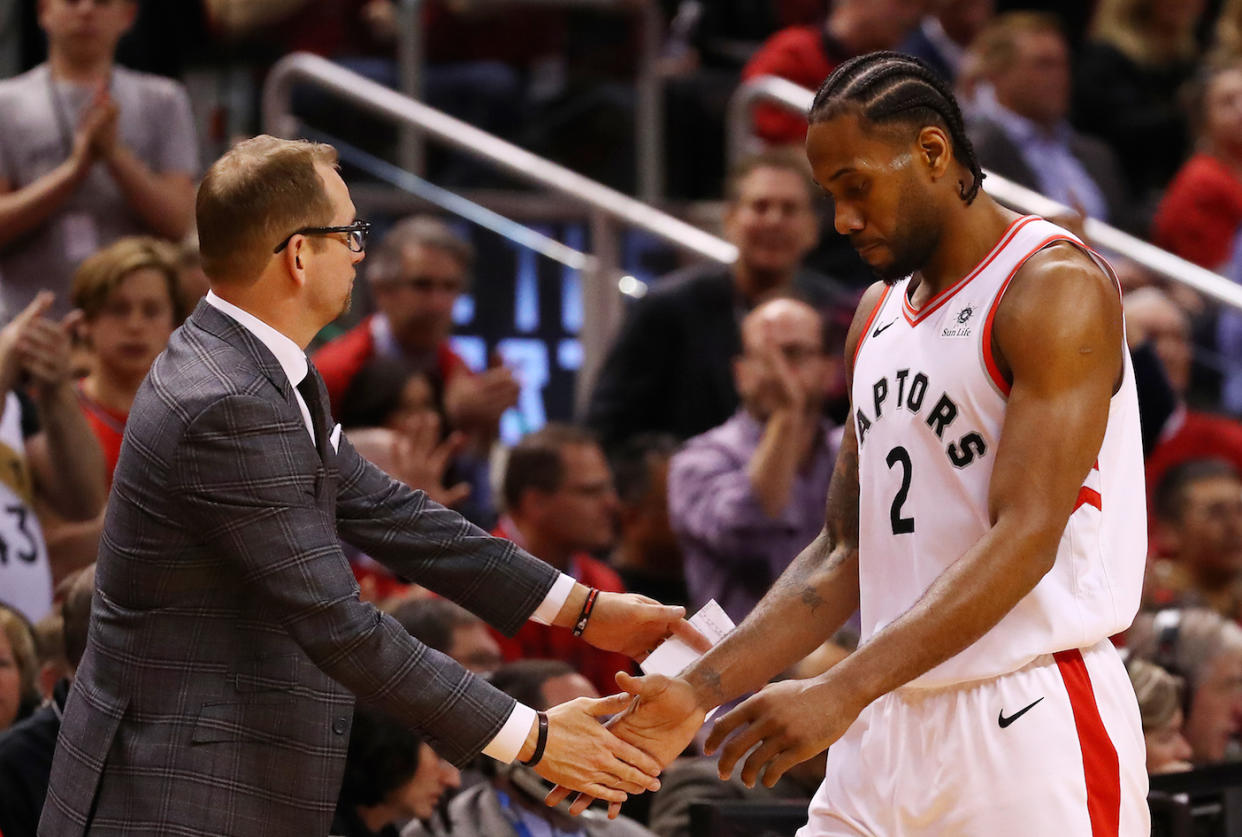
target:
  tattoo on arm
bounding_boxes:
[687,666,725,707]
[800,586,825,613]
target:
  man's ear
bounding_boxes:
[917,126,953,181]
[283,238,308,287]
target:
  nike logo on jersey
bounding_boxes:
[997,697,1044,728]
[872,319,897,338]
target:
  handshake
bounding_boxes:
[519,593,837,819]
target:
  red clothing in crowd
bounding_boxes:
[1153,153,1242,269]
[488,521,634,697]
[741,26,845,145]
[312,315,471,417]
[76,383,126,486]
[1146,408,1242,528]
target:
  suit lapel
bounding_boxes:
[186,301,326,462]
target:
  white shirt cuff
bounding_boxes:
[482,701,537,763]
[530,573,575,625]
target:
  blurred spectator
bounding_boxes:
[1127,607,1242,764]
[899,0,995,83]
[1216,0,1242,62]
[669,299,839,625]
[176,230,210,308]
[332,707,462,837]
[1072,0,1202,211]
[0,0,197,318]
[1126,657,1194,775]
[587,150,852,450]
[389,596,503,676]
[0,604,38,732]
[1148,460,1242,621]
[1126,289,1242,505]
[314,216,518,444]
[1152,60,1242,270]
[609,433,688,609]
[0,564,92,837]
[741,0,923,146]
[31,610,66,702]
[966,13,1139,233]
[0,292,107,619]
[406,659,654,837]
[72,236,187,482]
[492,424,633,696]
[647,752,826,837]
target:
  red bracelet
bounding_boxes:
[572,588,600,637]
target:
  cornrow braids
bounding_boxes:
[809,51,985,204]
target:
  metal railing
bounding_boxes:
[262,52,735,412]
[396,0,665,202]
[729,75,1242,312]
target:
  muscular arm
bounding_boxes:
[680,282,887,709]
[815,246,1123,710]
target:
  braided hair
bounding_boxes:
[809,51,984,204]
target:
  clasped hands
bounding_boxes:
[539,644,866,818]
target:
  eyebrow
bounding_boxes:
[827,167,856,182]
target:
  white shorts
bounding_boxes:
[799,639,1149,836]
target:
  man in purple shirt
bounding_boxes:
[668,298,840,624]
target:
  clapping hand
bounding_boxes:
[0,292,79,401]
[389,411,471,508]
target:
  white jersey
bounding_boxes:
[0,391,51,622]
[850,215,1146,689]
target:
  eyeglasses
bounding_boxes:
[273,220,371,254]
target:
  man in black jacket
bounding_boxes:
[586,149,855,451]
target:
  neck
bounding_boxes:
[83,368,141,414]
[510,519,574,572]
[48,47,112,84]
[732,262,795,306]
[213,284,319,349]
[914,193,1016,297]
[357,802,396,834]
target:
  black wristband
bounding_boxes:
[572,587,600,638]
[520,710,549,767]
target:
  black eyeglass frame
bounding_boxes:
[273,220,371,254]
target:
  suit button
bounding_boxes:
[332,716,348,735]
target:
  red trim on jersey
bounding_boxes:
[1054,648,1121,837]
[981,234,1078,396]
[901,215,1039,326]
[852,284,894,370]
[1074,487,1103,513]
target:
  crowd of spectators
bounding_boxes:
[8,0,1242,834]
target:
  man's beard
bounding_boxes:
[870,192,942,285]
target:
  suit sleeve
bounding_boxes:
[331,429,560,635]
[169,394,533,766]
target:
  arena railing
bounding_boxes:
[262,51,735,413]
[395,0,665,202]
[728,74,1242,313]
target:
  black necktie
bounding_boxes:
[295,368,326,450]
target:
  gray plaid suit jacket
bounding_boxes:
[38,301,559,836]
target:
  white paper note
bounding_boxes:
[640,599,735,678]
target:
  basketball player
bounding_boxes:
[551,52,1149,834]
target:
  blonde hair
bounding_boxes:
[195,135,338,285]
[0,605,39,714]
[1090,0,1199,66]
[969,12,1065,81]
[71,236,188,325]
[1127,658,1185,732]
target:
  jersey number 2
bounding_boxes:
[886,446,915,534]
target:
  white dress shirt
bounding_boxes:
[203,292,576,761]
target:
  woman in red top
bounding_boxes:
[71,237,188,484]
[1153,62,1242,269]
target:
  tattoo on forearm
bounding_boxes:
[688,666,725,706]
[800,586,825,613]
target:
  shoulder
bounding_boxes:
[672,417,748,469]
[145,322,272,422]
[745,25,824,71]
[649,264,732,304]
[0,65,44,100]
[844,281,891,373]
[114,65,190,105]
[994,241,1121,356]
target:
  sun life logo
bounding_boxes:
[943,304,975,338]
